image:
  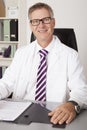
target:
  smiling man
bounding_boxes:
[0,2,87,125]
[29,6,55,48]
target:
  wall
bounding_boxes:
[26,0,87,78]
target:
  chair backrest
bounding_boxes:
[30,28,78,51]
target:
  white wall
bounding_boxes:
[26,0,87,78]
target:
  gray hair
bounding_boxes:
[28,2,54,19]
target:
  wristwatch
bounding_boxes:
[68,100,81,114]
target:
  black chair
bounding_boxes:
[30,28,78,51]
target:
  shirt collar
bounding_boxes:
[35,36,56,54]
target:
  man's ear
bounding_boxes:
[29,22,32,31]
[52,18,55,28]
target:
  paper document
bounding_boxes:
[0,100,31,121]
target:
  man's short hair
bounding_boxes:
[28,2,54,19]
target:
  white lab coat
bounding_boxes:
[0,36,87,108]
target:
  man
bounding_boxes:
[0,2,87,125]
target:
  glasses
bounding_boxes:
[30,17,53,26]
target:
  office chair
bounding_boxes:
[30,28,78,51]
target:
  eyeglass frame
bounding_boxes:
[30,17,54,26]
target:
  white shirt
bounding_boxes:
[0,36,87,108]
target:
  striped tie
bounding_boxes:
[35,49,48,102]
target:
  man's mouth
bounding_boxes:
[38,29,47,33]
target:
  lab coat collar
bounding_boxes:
[35,36,57,54]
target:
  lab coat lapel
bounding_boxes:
[48,38,62,72]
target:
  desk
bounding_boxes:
[0,102,87,130]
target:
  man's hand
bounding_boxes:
[48,102,76,124]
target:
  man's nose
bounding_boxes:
[39,20,45,26]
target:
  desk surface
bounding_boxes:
[0,102,87,130]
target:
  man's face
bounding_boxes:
[29,8,55,45]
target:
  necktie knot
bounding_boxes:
[39,49,48,58]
